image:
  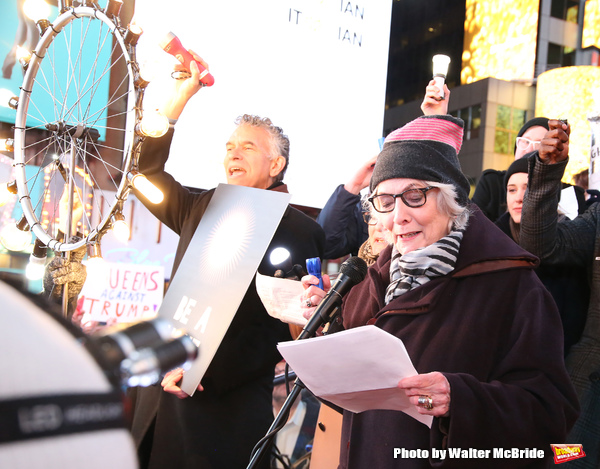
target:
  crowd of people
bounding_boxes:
[8,49,598,469]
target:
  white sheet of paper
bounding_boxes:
[558,186,579,220]
[255,273,307,326]
[278,325,433,428]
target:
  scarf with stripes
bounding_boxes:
[384,229,464,305]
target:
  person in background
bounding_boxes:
[356,197,389,266]
[472,117,550,221]
[302,114,578,469]
[316,81,450,260]
[473,117,586,222]
[496,157,589,354]
[520,119,600,468]
[572,168,600,206]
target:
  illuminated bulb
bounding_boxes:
[58,0,72,12]
[105,0,123,18]
[0,181,17,207]
[432,54,451,77]
[136,60,160,88]
[0,223,32,251]
[112,214,130,242]
[270,247,291,267]
[0,89,18,110]
[432,54,451,99]
[16,46,31,69]
[1,138,15,152]
[23,0,52,22]
[128,171,164,204]
[137,110,169,138]
[86,242,105,269]
[26,239,47,280]
[125,23,143,46]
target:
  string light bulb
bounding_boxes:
[0,221,31,252]
[16,46,32,70]
[125,23,143,46]
[25,238,47,280]
[0,89,19,110]
[137,110,169,138]
[127,171,164,204]
[86,242,105,269]
[23,0,52,35]
[104,0,123,18]
[1,138,15,152]
[112,212,130,242]
[0,181,18,207]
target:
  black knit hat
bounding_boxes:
[517,117,550,138]
[370,115,470,205]
[504,156,530,188]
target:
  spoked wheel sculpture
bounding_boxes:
[10,0,164,314]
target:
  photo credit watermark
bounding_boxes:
[393,448,546,461]
[551,444,586,464]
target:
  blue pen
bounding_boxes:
[306,257,323,290]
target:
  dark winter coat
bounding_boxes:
[521,155,600,469]
[336,206,579,468]
[495,211,589,354]
[316,184,368,259]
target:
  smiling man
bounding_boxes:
[128,56,325,469]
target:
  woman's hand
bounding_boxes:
[161,368,204,398]
[538,119,570,165]
[300,274,331,320]
[421,80,450,116]
[398,371,451,418]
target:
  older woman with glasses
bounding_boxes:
[302,115,578,469]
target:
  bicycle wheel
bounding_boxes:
[12,3,143,252]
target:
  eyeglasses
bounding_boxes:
[362,212,378,225]
[368,186,435,213]
[515,137,541,151]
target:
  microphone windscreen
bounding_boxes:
[339,256,368,285]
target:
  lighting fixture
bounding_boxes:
[112,211,130,242]
[432,54,451,99]
[136,110,169,139]
[26,238,48,280]
[125,23,143,46]
[127,171,164,204]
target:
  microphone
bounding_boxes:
[159,32,215,87]
[298,256,368,340]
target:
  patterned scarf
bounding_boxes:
[384,229,464,305]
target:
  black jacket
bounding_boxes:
[129,129,325,469]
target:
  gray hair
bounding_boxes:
[426,181,471,231]
[234,115,290,182]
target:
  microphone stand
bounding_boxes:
[246,304,343,469]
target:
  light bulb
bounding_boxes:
[432,54,451,99]
[270,247,291,267]
[23,0,51,22]
[26,256,46,280]
[16,46,32,68]
[112,216,130,242]
[86,243,105,272]
[0,89,18,110]
[137,110,169,138]
[0,223,32,252]
[432,54,451,77]
[128,172,164,204]
[0,182,17,207]
[125,23,143,46]
[1,138,15,152]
